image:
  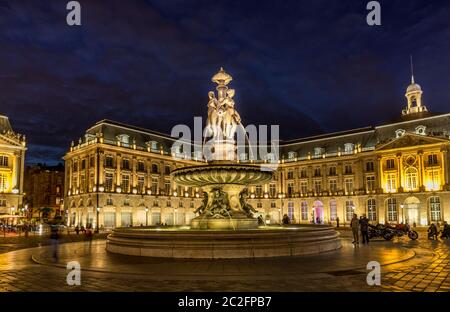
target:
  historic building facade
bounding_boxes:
[0,114,27,216]
[24,164,64,219]
[64,76,450,228]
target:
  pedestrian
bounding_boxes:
[75,225,80,235]
[427,223,438,240]
[50,225,60,261]
[441,221,450,239]
[350,213,359,244]
[282,214,290,225]
[360,214,370,244]
[336,216,340,228]
[85,227,93,247]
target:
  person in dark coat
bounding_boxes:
[282,214,290,225]
[336,217,340,228]
[360,214,370,244]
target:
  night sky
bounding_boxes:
[1,0,450,164]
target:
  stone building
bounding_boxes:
[0,114,26,216]
[63,75,450,228]
[24,164,64,219]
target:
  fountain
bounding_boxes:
[106,68,341,259]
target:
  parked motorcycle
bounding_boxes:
[387,224,419,240]
[368,224,394,241]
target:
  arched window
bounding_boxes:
[367,199,377,221]
[405,168,418,191]
[429,197,441,221]
[387,198,397,222]
[345,200,354,221]
[329,199,337,221]
[301,201,308,220]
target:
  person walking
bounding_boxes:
[336,216,340,228]
[360,214,370,244]
[350,214,360,244]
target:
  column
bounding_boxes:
[377,156,384,193]
[12,153,18,189]
[441,149,448,189]
[397,153,403,192]
[418,151,424,191]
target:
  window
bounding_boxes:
[314,147,324,157]
[386,173,397,192]
[269,183,276,197]
[386,159,395,170]
[300,168,307,178]
[329,179,337,193]
[344,164,352,175]
[257,202,262,208]
[287,182,295,196]
[153,200,159,207]
[395,129,405,138]
[164,165,171,175]
[0,199,6,207]
[122,159,130,170]
[288,151,296,159]
[164,180,171,195]
[328,166,336,176]
[106,197,113,206]
[429,197,441,221]
[89,156,95,167]
[344,179,354,194]
[151,164,159,173]
[287,170,294,179]
[387,198,397,222]
[367,199,377,221]
[329,199,337,221]
[151,177,159,194]
[166,201,171,208]
[288,202,294,220]
[365,176,375,192]
[427,170,440,191]
[138,161,145,172]
[301,201,308,220]
[314,167,321,177]
[345,200,354,221]
[105,173,114,192]
[271,202,276,208]
[366,161,374,172]
[428,154,438,166]
[0,173,8,192]
[105,155,114,168]
[138,176,145,193]
[344,143,354,154]
[314,180,322,193]
[415,125,426,135]
[0,156,8,167]
[300,181,308,195]
[255,185,262,197]
[80,174,86,193]
[405,168,418,191]
[89,172,94,191]
[72,161,78,172]
[122,175,130,193]
[124,198,130,206]
[81,159,86,170]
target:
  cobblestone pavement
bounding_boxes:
[0,231,448,292]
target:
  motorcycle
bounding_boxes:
[368,224,394,241]
[387,224,419,240]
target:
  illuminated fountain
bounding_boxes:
[106,68,341,259]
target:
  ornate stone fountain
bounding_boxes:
[106,68,341,259]
[171,68,272,230]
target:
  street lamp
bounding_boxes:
[145,207,149,226]
[95,206,100,233]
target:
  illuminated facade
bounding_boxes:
[64,76,450,227]
[0,115,27,216]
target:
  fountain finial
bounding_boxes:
[211,67,232,86]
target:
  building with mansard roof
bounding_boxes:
[63,75,450,228]
[0,114,27,217]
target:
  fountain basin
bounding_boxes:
[106,225,342,259]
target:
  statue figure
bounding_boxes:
[205,91,220,138]
[240,188,257,217]
[220,89,241,139]
[194,192,208,215]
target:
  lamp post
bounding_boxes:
[145,207,149,226]
[95,206,100,233]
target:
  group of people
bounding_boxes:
[350,213,370,244]
[427,221,450,240]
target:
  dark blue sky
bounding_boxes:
[1,0,450,164]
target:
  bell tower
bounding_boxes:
[402,56,427,115]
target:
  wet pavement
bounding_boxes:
[0,231,448,292]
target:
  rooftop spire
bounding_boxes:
[410,54,415,84]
